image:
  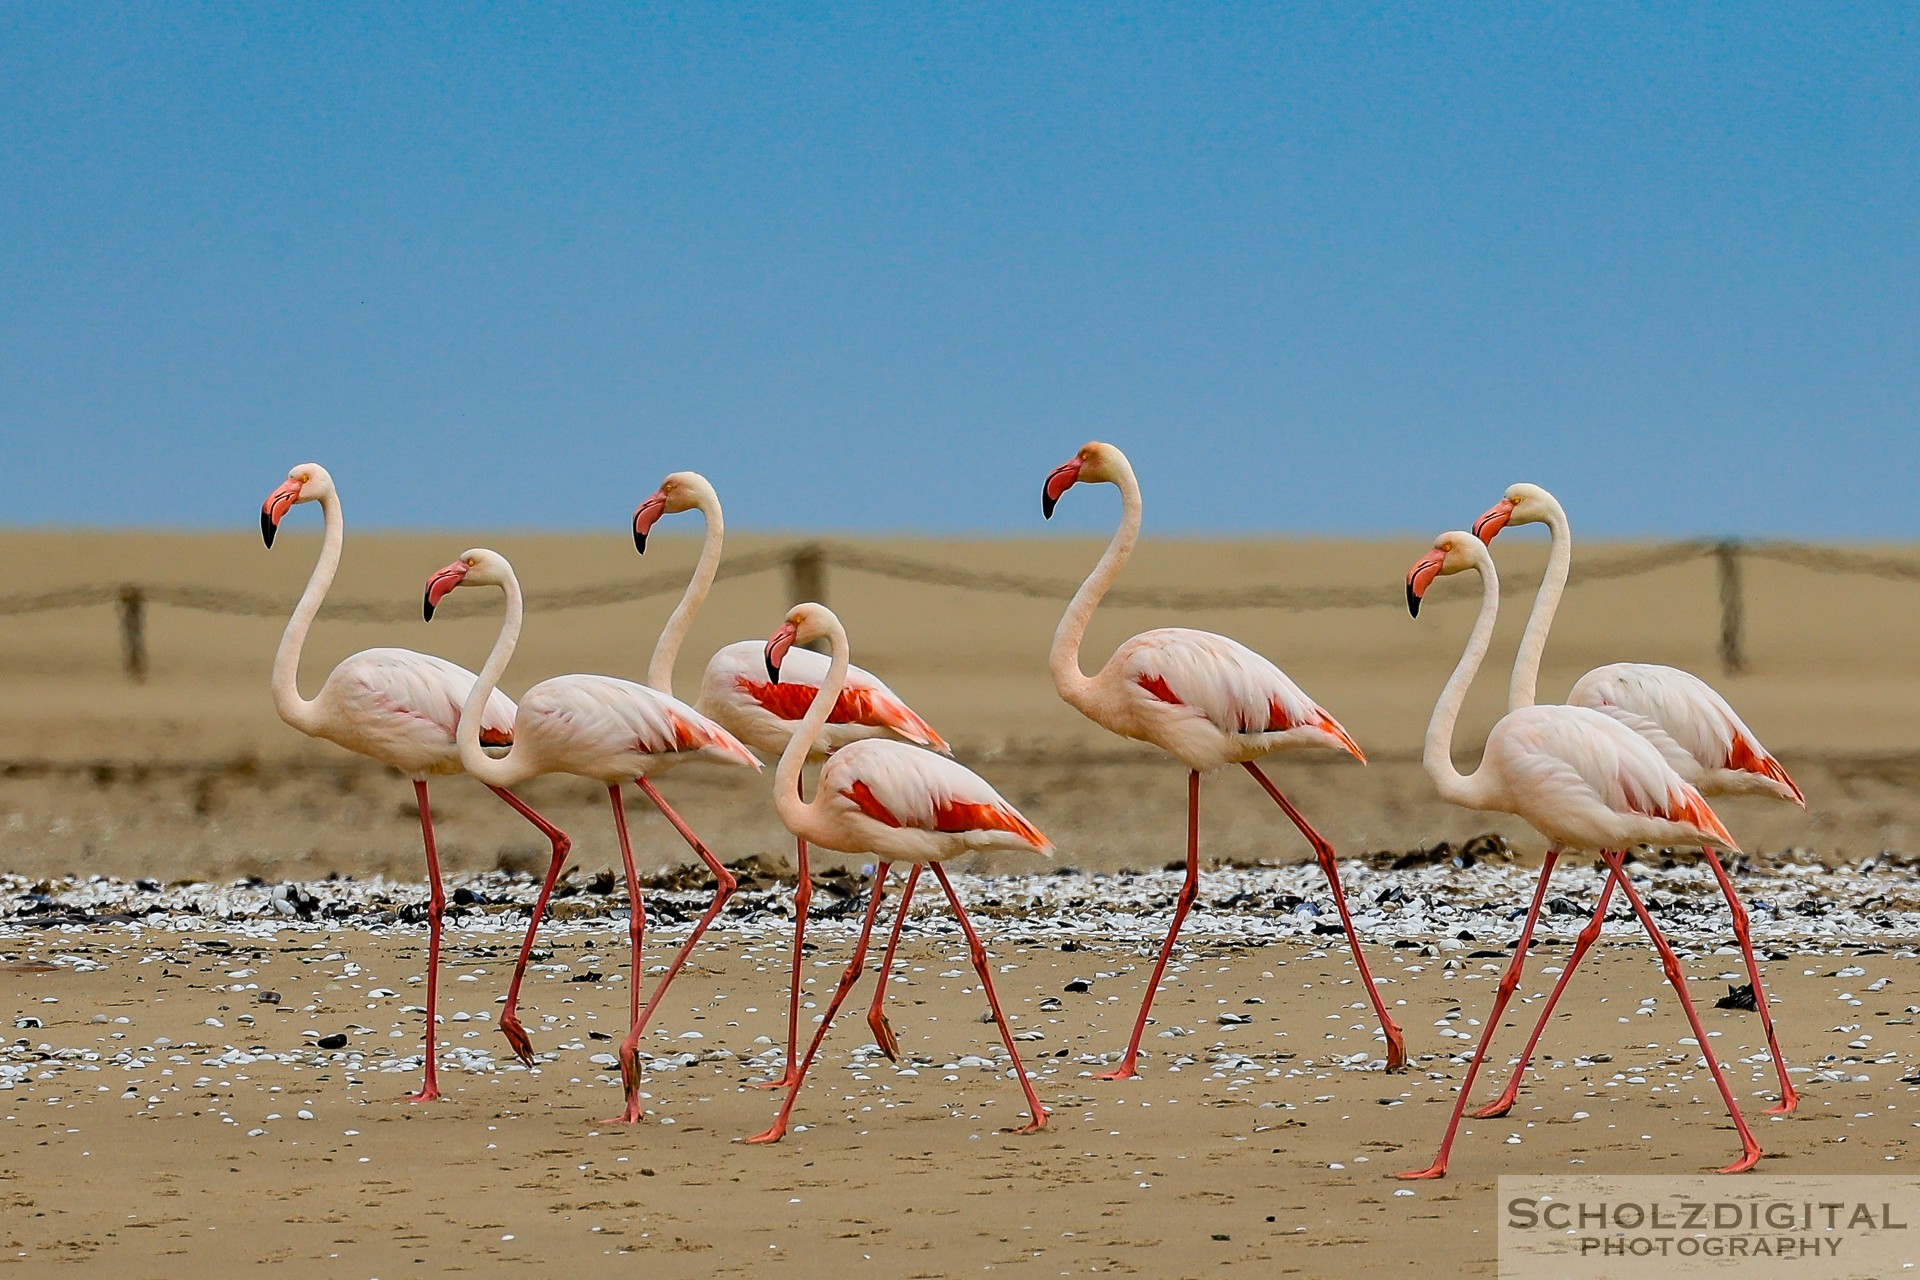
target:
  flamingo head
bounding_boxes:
[1406,531,1481,618]
[422,548,509,621]
[260,463,334,548]
[764,601,834,682]
[632,471,716,554]
[1474,482,1558,543]
[1042,441,1126,518]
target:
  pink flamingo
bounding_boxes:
[1041,442,1403,1078]
[1397,531,1760,1178]
[262,464,571,1103]
[1469,483,1803,1119]
[744,604,1051,1145]
[632,472,950,1086]
[422,548,759,1123]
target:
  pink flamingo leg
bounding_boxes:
[613,779,739,1120]
[756,836,813,1090]
[1243,761,1407,1071]
[1599,850,1762,1174]
[1393,849,1561,1179]
[607,785,651,1124]
[1096,770,1203,1081]
[1472,868,1618,1119]
[866,865,922,1061]
[484,785,574,1065]
[930,864,1049,1134]
[408,779,447,1103]
[1701,847,1798,1115]
[746,864,893,1145]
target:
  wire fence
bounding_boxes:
[1,539,1915,682]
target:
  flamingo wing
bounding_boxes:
[325,648,515,745]
[823,741,1051,853]
[704,640,949,750]
[1570,663,1801,803]
[1114,629,1363,758]
[528,675,759,769]
[1496,705,1738,847]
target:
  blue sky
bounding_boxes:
[2,3,1915,536]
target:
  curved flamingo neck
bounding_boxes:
[1424,542,1502,810]
[458,565,532,788]
[774,612,850,839]
[1050,459,1142,709]
[270,490,343,735]
[1508,493,1572,711]
[646,491,724,695]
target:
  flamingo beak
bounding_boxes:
[1472,498,1517,544]
[764,621,798,684]
[261,480,302,548]
[631,492,668,554]
[1406,549,1447,618]
[1041,459,1082,519]
[422,562,468,621]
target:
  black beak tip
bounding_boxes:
[422,594,436,623]
[765,654,781,684]
[1406,583,1422,618]
[261,511,277,548]
[633,528,648,555]
[1042,492,1057,520]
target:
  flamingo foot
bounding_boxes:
[405,1087,441,1104]
[1392,1161,1449,1181]
[1384,1025,1408,1073]
[1764,1088,1800,1116]
[751,1070,797,1090]
[602,1048,646,1125]
[1007,1111,1049,1135]
[868,1010,901,1063]
[743,1122,787,1145]
[1716,1143,1763,1175]
[1470,1092,1518,1120]
[498,1014,535,1066]
[1093,1063,1139,1082]
[602,1101,647,1125]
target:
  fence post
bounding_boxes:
[119,585,148,683]
[787,543,829,652]
[1714,541,1744,676]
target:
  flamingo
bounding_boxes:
[1468,483,1803,1119]
[421,548,759,1123]
[1397,531,1761,1178]
[632,472,950,1086]
[1041,442,1403,1078]
[261,464,571,1103]
[744,603,1051,1145]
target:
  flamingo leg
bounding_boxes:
[930,864,1049,1134]
[746,864,892,1145]
[866,865,922,1062]
[607,785,651,1124]
[1242,761,1407,1072]
[408,779,446,1103]
[1473,866,1618,1119]
[485,785,574,1066]
[1599,851,1763,1173]
[755,835,813,1090]
[615,779,739,1118]
[1392,848,1561,1180]
[1701,847,1798,1115]
[1095,770,1203,1081]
